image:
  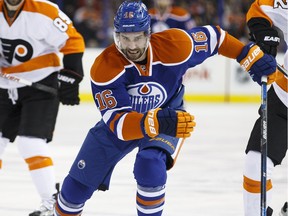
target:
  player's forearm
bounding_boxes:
[217,28,244,59]
[62,53,84,77]
[107,111,145,141]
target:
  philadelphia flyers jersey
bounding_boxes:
[90,26,245,141]
[0,0,85,88]
[149,6,195,33]
[247,0,287,106]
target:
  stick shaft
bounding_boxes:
[260,76,268,216]
[0,72,57,96]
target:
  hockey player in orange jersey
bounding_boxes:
[0,0,85,215]
[243,0,287,215]
[148,0,195,33]
[54,1,278,216]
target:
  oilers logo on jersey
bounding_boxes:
[127,82,167,113]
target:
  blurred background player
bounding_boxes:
[53,1,278,216]
[0,0,84,215]
[243,0,287,215]
[148,0,195,33]
[73,0,105,47]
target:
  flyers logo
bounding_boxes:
[0,38,33,64]
[274,0,288,9]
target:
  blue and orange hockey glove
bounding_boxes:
[237,43,277,85]
[141,108,195,138]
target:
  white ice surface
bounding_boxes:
[0,102,287,216]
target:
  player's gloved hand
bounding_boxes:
[248,18,280,57]
[58,69,83,105]
[237,43,277,85]
[141,108,196,138]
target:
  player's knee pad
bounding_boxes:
[243,151,274,193]
[134,148,167,187]
[60,175,94,205]
[56,175,95,216]
[17,136,50,158]
[244,150,274,180]
[17,136,53,170]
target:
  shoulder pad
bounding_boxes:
[90,45,131,85]
[151,29,193,64]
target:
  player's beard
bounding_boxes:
[123,48,146,62]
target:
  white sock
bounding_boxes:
[30,166,56,207]
[17,136,56,206]
[0,132,10,170]
[243,151,274,216]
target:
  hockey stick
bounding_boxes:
[260,75,268,216]
[0,72,58,96]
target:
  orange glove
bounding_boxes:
[142,108,195,138]
[237,43,277,85]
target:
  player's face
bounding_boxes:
[116,32,149,62]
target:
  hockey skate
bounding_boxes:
[29,202,54,216]
[279,202,288,216]
[29,183,60,216]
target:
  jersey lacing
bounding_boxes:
[8,88,18,104]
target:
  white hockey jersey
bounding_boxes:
[0,0,85,88]
[247,0,288,106]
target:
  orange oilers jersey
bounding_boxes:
[0,0,85,88]
[149,6,195,33]
[90,26,244,141]
[247,0,288,106]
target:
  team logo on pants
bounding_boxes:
[77,160,86,169]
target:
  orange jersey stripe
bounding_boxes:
[276,71,288,92]
[25,156,53,171]
[218,30,244,59]
[137,196,165,206]
[2,53,61,74]
[246,1,273,25]
[109,112,125,132]
[243,175,272,193]
[60,33,85,54]
[258,0,275,6]
[122,112,144,140]
[55,205,82,216]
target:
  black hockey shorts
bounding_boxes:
[246,86,287,165]
[0,73,59,143]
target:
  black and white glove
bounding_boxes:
[248,18,280,57]
[58,69,83,105]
